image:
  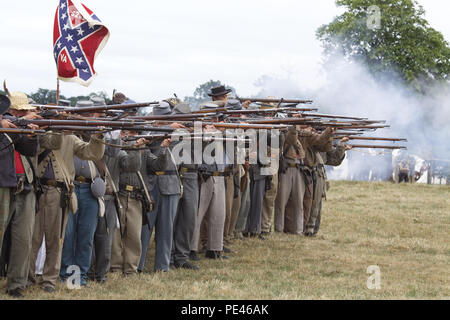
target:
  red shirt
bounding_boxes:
[14,151,25,174]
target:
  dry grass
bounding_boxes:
[1,181,449,300]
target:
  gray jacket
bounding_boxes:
[119,147,167,192]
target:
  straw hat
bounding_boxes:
[3,80,36,111]
[9,92,36,111]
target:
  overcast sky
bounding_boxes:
[1,0,449,101]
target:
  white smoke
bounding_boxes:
[253,55,450,181]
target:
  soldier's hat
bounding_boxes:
[90,96,106,106]
[9,92,36,111]
[172,103,191,115]
[58,99,71,106]
[75,100,94,108]
[225,99,242,110]
[0,95,11,115]
[152,101,172,115]
[207,85,232,97]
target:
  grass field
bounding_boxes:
[1,181,449,300]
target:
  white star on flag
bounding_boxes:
[60,2,66,9]
[75,57,84,65]
[77,28,85,36]
[65,34,73,42]
[62,23,69,31]
[61,13,67,20]
[82,69,89,73]
[70,46,79,53]
[57,42,62,49]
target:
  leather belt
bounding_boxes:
[201,171,226,177]
[38,178,65,189]
[154,170,178,176]
[119,184,141,193]
[179,167,198,173]
[75,176,92,184]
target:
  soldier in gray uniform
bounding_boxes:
[111,131,168,276]
[170,103,200,270]
[138,102,181,272]
[243,163,267,239]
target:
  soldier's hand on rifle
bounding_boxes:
[170,122,186,129]
[161,138,171,147]
[204,125,217,132]
[345,145,353,151]
[242,100,251,109]
[134,138,148,147]
[340,137,350,143]
[292,113,303,118]
[25,124,40,137]
[1,119,17,129]
[23,112,43,120]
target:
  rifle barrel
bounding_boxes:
[334,136,407,142]
[236,98,313,104]
[0,128,46,135]
[33,102,158,113]
[348,144,407,150]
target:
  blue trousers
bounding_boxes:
[138,184,179,272]
[60,184,99,284]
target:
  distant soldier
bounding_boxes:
[398,160,410,183]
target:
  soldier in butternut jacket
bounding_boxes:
[28,133,105,293]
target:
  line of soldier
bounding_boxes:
[0,85,351,298]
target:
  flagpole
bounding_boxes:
[56,78,60,105]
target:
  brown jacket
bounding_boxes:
[300,128,334,167]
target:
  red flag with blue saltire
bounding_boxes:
[53,0,110,86]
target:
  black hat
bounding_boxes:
[0,94,11,115]
[207,85,232,97]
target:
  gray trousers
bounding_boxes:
[171,177,199,265]
[1,189,35,291]
[244,177,266,234]
[234,177,250,234]
[88,199,117,281]
[274,167,306,234]
[191,176,225,252]
[139,185,180,272]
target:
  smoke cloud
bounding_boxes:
[253,54,450,180]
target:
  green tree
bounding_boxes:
[184,80,236,106]
[29,88,67,104]
[317,0,450,93]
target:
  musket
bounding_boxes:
[33,102,158,113]
[296,113,369,121]
[235,97,313,104]
[46,126,114,132]
[189,121,289,130]
[334,136,408,142]
[0,128,46,135]
[128,113,222,121]
[14,119,175,133]
[347,144,407,150]
[334,131,365,136]
[224,107,319,114]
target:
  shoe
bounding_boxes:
[223,246,233,253]
[174,261,199,270]
[6,288,24,298]
[242,232,250,238]
[199,245,207,254]
[205,250,228,260]
[258,234,267,240]
[189,251,200,261]
[41,285,55,293]
[260,231,270,237]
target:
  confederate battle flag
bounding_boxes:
[53,0,110,86]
